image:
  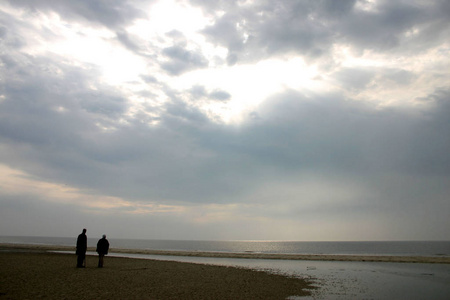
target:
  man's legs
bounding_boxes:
[77,254,85,268]
[98,254,104,268]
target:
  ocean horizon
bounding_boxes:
[1,236,449,257]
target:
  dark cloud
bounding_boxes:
[116,30,142,53]
[140,75,158,83]
[332,66,417,94]
[189,85,208,98]
[209,90,231,101]
[1,0,449,240]
[337,1,422,51]
[252,89,450,177]
[0,25,6,38]
[0,12,27,50]
[165,30,188,45]
[382,69,415,86]
[197,0,450,64]
[1,41,449,207]
[161,45,209,75]
[334,68,376,90]
[189,85,231,102]
[79,92,127,116]
[201,13,246,65]
[0,50,131,185]
[5,0,146,28]
[199,1,332,63]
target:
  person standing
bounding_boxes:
[76,228,87,268]
[96,234,110,268]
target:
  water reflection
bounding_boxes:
[108,253,450,300]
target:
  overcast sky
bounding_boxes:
[1,0,449,241]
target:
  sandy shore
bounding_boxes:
[0,248,314,299]
[1,243,449,264]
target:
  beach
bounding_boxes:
[2,243,450,299]
[0,246,314,300]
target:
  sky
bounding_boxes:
[1,0,449,241]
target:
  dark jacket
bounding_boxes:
[96,237,110,255]
[76,233,87,255]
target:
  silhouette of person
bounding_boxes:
[76,228,87,268]
[96,234,109,268]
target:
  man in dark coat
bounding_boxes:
[76,228,87,268]
[96,234,110,268]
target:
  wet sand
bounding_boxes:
[0,247,314,300]
[110,249,450,264]
[1,243,449,264]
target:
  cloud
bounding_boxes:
[334,67,376,91]
[116,30,142,53]
[209,90,231,101]
[161,45,209,75]
[189,85,231,102]
[197,0,450,64]
[5,0,146,28]
[0,0,449,240]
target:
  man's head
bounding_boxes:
[82,228,87,234]
[102,234,106,239]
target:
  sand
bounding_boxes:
[0,247,315,300]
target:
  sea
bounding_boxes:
[2,236,450,299]
[1,236,449,257]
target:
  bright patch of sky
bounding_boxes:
[7,0,447,122]
[1,0,449,241]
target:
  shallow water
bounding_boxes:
[102,252,450,300]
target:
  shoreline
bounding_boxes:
[1,243,449,264]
